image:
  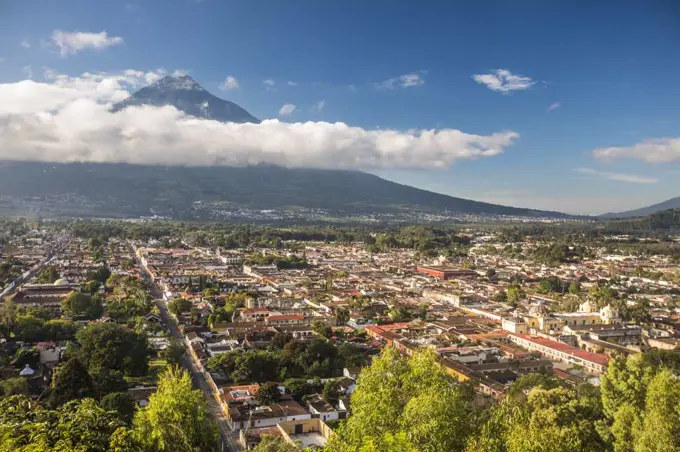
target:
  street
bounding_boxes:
[154,297,238,452]
[131,242,238,451]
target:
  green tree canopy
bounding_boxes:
[326,348,477,452]
[133,367,219,452]
[76,323,151,377]
[61,292,104,320]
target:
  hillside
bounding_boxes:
[0,75,576,220]
[0,162,572,219]
[601,196,680,218]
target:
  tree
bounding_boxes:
[162,341,186,367]
[92,369,128,397]
[167,298,192,316]
[35,266,60,284]
[507,285,526,305]
[388,306,408,322]
[312,319,333,338]
[0,396,125,451]
[76,323,151,377]
[326,348,477,452]
[108,426,142,452]
[323,379,342,405]
[0,377,30,398]
[101,392,137,424]
[14,314,46,342]
[61,291,104,320]
[493,291,509,303]
[284,378,317,402]
[632,369,680,452]
[569,281,582,295]
[504,387,606,452]
[12,347,40,369]
[255,382,282,406]
[133,367,219,452]
[335,308,350,325]
[252,435,300,452]
[49,358,95,407]
[87,266,112,284]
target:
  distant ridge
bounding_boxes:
[601,196,680,218]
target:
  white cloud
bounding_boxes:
[547,102,561,111]
[278,103,296,116]
[263,79,275,88]
[219,75,239,91]
[51,30,124,57]
[376,73,425,90]
[287,81,297,86]
[312,100,325,112]
[0,70,519,170]
[22,65,33,79]
[472,69,535,93]
[575,167,659,184]
[593,138,680,163]
[20,39,31,49]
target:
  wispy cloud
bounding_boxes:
[22,65,33,79]
[20,39,31,49]
[472,69,535,93]
[219,75,239,91]
[547,102,561,111]
[593,138,680,164]
[375,73,425,90]
[51,30,124,57]
[263,79,275,90]
[311,100,325,113]
[575,167,658,184]
[278,103,296,116]
[287,81,297,86]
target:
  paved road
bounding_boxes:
[0,234,71,298]
[130,243,238,451]
[154,297,238,452]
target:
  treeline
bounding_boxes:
[323,348,680,452]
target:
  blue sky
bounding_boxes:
[1,0,679,214]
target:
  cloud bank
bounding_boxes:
[0,70,519,170]
[593,138,680,163]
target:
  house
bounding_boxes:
[36,342,60,366]
[129,386,157,407]
[277,418,334,449]
[227,399,311,431]
[306,394,344,422]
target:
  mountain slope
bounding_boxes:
[601,196,680,218]
[0,162,573,219]
[112,74,260,124]
[0,76,575,219]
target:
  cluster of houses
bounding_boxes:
[2,224,679,450]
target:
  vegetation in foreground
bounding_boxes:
[319,348,680,452]
[0,367,218,452]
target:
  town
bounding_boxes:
[1,218,678,451]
